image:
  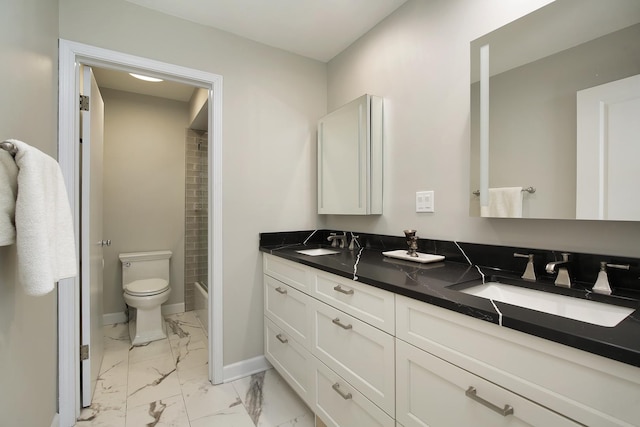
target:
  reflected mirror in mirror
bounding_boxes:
[470,0,640,220]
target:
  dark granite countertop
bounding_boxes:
[260,232,640,368]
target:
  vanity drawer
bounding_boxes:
[314,358,394,427]
[264,275,313,349]
[396,295,640,427]
[263,254,312,293]
[396,339,580,427]
[313,271,395,334]
[312,298,395,416]
[264,317,314,406]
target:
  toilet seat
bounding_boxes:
[124,278,169,296]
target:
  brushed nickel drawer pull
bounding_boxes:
[332,383,352,400]
[332,318,352,330]
[275,287,287,295]
[465,387,514,416]
[333,285,354,295]
[276,333,288,344]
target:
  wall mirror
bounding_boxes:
[318,94,383,215]
[470,0,640,220]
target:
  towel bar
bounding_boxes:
[473,187,535,196]
[1,141,17,157]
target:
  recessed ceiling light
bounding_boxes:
[129,73,163,82]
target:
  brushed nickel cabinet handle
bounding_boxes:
[275,287,287,295]
[276,333,288,344]
[333,285,354,295]
[332,383,352,400]
[332,318,352,330]
[465,387,514,416]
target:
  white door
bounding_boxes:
[80,65,105,407]
[576,74,640,220]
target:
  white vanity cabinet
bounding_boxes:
[264,254,640,427]
[263,254,395,426]
[396,295,640,427]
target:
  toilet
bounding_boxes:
[119,250,172,345]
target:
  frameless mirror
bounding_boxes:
[470,0,640,219]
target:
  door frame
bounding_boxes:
[57,39,224,426]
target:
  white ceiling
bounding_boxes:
[94,0,407,102]
[124,0,408,62]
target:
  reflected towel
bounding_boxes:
[10,139,77,296]
[481,187,523,218]
[0,149,18,246]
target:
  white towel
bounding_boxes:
[481,187,523,218]
[0,149,18,246]
[10,139,77,296]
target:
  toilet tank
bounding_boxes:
[119,250,172,288]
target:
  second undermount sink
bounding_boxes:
[296,248,341,256]
[459,281,635,327]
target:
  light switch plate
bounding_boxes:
[416,191,434,213]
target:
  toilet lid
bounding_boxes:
[125,278,169,296]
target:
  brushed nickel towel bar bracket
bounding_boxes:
[473,187,535,196]
[1,140,17,157]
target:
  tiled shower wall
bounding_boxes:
[184,129,208,311]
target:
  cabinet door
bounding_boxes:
[264,318,314,406]
[314,358,394,427]
[312,299,395,416]
[396,340,580,427]
[318,94,382,215]
[264,275,313,349]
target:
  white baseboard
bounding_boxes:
[223,355,272,383]
[103,311,127,325]
[103,303,185,325]
[50,413,59,427]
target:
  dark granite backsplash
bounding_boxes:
[260,230,640,298]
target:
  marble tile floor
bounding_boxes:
[76,311,315,426]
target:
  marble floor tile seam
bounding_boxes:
[78,314,314,427]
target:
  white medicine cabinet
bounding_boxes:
[317,94,383,215]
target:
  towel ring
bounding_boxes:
[473,187,535,196]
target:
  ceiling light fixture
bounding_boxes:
[129,73,164,82]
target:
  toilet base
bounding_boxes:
[128,306,168,346]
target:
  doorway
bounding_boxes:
[57,39,223,427]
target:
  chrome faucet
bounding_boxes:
[545,253,572,288]
[327,232,347,248]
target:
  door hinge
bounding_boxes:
[80,344,89,361]
[80,95,90,111]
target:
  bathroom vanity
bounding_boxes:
[260,231,640,427]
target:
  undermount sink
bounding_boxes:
[459,281,635,327]
[296,248,341,256]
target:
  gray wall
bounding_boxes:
[323,0,640,258]
[59,0,327,366]
[0,0,60,425]
[101,88,189,316]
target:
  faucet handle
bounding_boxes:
[514,253,536,281]
[348,234,360,251]
[605,262,630,271]
[592,262,628,295]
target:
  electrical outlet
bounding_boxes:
[416,191,434,213]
